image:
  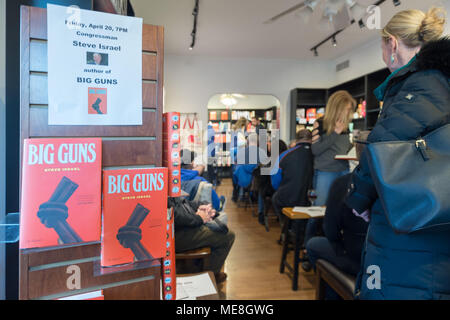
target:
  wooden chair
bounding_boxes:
[315,259,356,300]
[175,247,211,274]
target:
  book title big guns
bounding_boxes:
[107,173,165,194]
[27,143,97,165]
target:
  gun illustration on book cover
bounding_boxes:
[37,176,83,244]
[91,98,103,114]
[116,203,153,261]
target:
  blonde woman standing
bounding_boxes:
[346,8,449,299]
[301,91,355,271]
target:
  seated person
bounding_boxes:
[180,148,205,175]
[305,174,369,275]
[169,196,235,284]
[271,129,314,220]
[180,149,224,211]
[206,123,219,186]
[288,139,297,149]
[232,133,269,202]
[256,138,288,225]
[305,132,370,298]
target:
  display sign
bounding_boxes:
[47,4,143,125]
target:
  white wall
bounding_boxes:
[333,38,386,84]
[164,55,335,142]
[0,0,6,301]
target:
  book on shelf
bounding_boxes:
[316,107,325,119]
[220,111,228,121]
[162,207,176,300]
[101,167,168,267]
[296,108,307,124]
[163,112,181,197]
[19,138,102,249]
[306,108,317,124]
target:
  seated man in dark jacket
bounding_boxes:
[271,129,314,218]
[168,196,235,284]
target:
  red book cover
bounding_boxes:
[163,112,181,197]
[88,87,107,115]
[162,207,176,300]
[101,167,168,267]
[306,108,317,123]
[19,138,102,249]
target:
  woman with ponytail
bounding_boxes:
[345,7,450,299]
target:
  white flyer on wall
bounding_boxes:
[47,4,143,125]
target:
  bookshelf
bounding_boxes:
[289,68,390,140]
[208,106,278,169]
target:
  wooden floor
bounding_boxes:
[216,178,316,300]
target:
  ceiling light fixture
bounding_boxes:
[189,0,200,50]
[332,36,337,47]
[393,0,401,6]
[220,94,237,107]
[309,0,389,57]
[358,18,365,28]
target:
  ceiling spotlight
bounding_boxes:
[313,48,318,57]
[358,18,365,28]
[393,0,401,6]
[305,0,320,11]
[332,36,337,47]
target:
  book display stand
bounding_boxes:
[18,5,164,300]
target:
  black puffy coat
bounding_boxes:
[345,37,450,300]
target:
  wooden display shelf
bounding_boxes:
[18,5,165,300]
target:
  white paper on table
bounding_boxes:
[292,206,326,217]
[176,273,217,298]
[176,282,190,300]
[179,296,197,300]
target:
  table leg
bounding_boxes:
[292,220,302,291]
[279,216,290,274]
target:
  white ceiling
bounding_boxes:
[131,0,448,60]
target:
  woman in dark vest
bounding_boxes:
[346,7,450,299]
